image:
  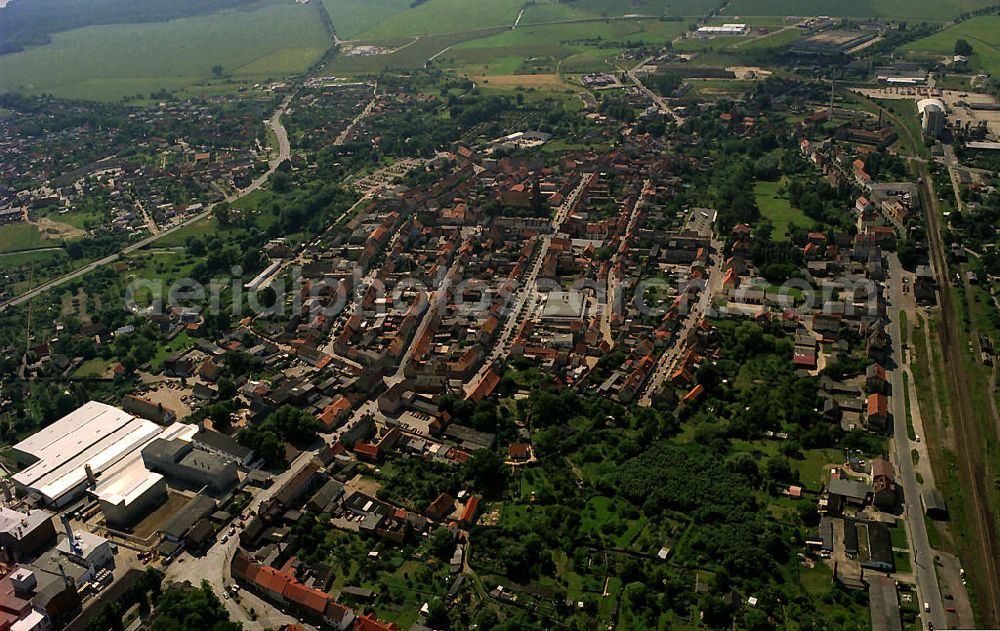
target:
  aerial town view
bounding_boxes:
[2,0,1000,630]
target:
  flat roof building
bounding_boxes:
[142,438,239,493]
[10,402,204,529]
[696,23,748,35]
[541,291,586,321]
[11,402,161,507]
[0,507,56,562]
[192,430,254,467]
[868,576,902,631]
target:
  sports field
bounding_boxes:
[902,16,1000,77]
[0,0,330,101]
[724,0,996,20]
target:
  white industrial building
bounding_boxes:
[11,402,199,526]
[917,98,946,139]
[696,23,748,36]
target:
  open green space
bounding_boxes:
[321,0,412,40]
[0,0,331,101]
[437,19,688,77]
[359,0,524,39]
[0,223,60,253]
[793,448,843,489]
[0,248,68,271]
[522,0,724,22]
[894,551,912,573]
[902,15,1000,78]
[330,29,507,73]
[754,177,822,240]
[724,0,996,21]
[890,522,909,549]
[73,357,114,378]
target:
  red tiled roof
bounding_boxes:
[867,393,888,417]
[508,443,530,460]
[326,601,353,624]
[255,565,292,598]
[682,383,705,403]
[426,492,455,519]
[354,442,380,459]
[284,581,329,616]
[353,612,401,631]
[460,495,480,525]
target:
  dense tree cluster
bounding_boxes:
[238,405,321,465]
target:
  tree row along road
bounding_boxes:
[875,99,1000,626]
[0,96,293,314]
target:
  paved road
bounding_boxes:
[886,253,946,631]
[638,241,721,407]
[0,97,293,314]
[601,178,652,345]
[463,173,594,397]
[874,97,1000,625]
[627,57,684,125]
[334,82,377,146]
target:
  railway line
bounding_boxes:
[875,99,1000,626]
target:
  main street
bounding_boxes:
[0,96,293,314]
[627,56,684,125]
[872,98,1000,625]
[463,173,594,397]
[885,253,946,631]
[334,81,378,146]
[637,238,722,407]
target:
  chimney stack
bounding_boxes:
[84,464,96,487]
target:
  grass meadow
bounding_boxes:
[321,0,413,40]
[725,0,996,20]
[902,16,1000,77]
[754,177,823,240]
[0,0,330,101]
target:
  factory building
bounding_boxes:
[696,23,748,36]
[0,507,57,563]
[917,98,946,139]
[192,429,255,468]
[55,516,113,579]
[9,401,217,529]
[141,438,239,493]
[11,402,162,508]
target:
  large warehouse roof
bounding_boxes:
[93,421,196,509]
[13,401,135,460]
[11,401,195,507]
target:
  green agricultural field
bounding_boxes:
[731,26,805,51]
[358,0,525,39]
[0,223,60,253]
[437,19,688,77]
[902,15,1000,77]
[329,29,508,74]
[754,177,823,240]
[724,0,996,20]
[546,0,724,18]
[321,0,412,40]
[0,0,331,101]
[0,248,67,269]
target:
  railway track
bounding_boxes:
[874,100,1000,625]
